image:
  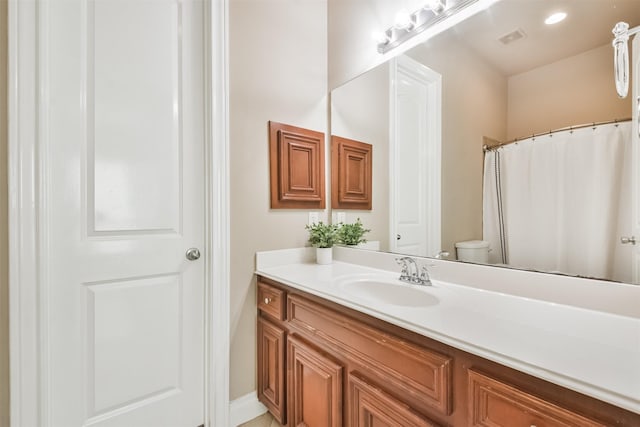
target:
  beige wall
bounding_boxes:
[1,0,9,424]
[507,44,632,140]
[331,65,389,250]
[229,0,327,400]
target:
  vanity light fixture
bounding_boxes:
[376,0,479,54]
[612,21,640,98]
[544,12,567,25]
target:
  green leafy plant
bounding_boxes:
[337,218,371,246]
[305,221,339,248]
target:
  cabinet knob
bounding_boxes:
[264,297,272,305]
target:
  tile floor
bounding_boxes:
[239,412,282,427]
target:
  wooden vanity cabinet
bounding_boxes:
[256,276,640,427]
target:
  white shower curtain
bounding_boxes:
[483,122,632,282]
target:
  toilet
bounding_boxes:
[455,240,490,264]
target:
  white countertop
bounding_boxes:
[255,248,640,414]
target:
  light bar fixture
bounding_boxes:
[376,0,479,54]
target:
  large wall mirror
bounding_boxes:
[331,0,640,284]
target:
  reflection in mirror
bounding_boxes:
[330,0,640,284]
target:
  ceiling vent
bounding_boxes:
[498,28,527,45]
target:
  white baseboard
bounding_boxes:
[229,391,268,427]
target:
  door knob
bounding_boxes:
[621,236,636,245]
[397,234,401,240]
[186,248,201,260]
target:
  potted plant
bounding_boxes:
[337,218,371,246]
[305,221,339,264]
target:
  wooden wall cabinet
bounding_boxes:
[269,121,325,209]
[331,136,372,210]
[256,276,640,427]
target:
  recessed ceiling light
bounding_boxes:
[545,12,567,25]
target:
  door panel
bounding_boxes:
[45,0,205,426]
[88,275,182,415]
[91,0,182,233]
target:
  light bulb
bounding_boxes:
[394,9,413,30]
[544,12,567,25]
[372,31,390,45]
[425,0,445,15]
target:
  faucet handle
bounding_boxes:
[395,257,411,279]
[419,264,435,285]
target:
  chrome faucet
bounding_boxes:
[395,257,432,286]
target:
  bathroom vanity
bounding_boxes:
[255,248,640,426]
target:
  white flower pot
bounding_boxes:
[316,247,333,265]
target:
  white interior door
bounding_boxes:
[45,1,205,425]
[632,35,640,285]
[389,56,441,257]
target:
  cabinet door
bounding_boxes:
[288,335,343,427]
[257,317,286,424]
[468,370,606,427]
[348,374,439,427]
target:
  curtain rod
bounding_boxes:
[483,117,632,152]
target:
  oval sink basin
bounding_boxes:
[338,276,439,308]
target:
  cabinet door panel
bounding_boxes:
[257,317,286,424]
[468,370,605,427]
[288,335,343,427]
[288,294,452,415]
[349,373,439,427]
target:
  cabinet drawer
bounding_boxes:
[258,280,285,321]
[468,370,605,427]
